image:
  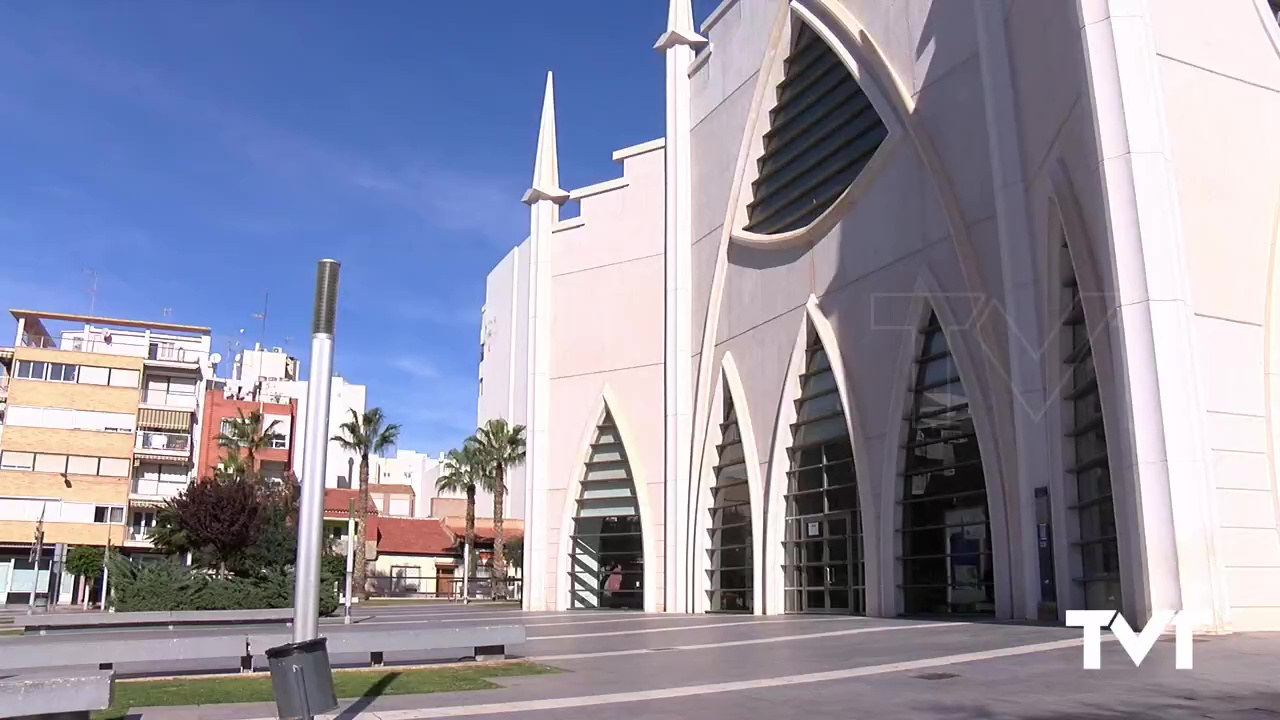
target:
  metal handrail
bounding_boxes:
[19,333,207,364]
[136,430,191,452]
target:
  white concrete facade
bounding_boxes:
[478,0,1280,630]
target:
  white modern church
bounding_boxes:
[475,0,1280,631]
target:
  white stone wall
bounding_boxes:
[477,242,531,519]
[487,0,1280,629]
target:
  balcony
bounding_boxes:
[20,333,207,367]
[135,431,192,459]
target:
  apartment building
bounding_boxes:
[234,345,367,490]
[0,310,212,604]
[197,381,297,485]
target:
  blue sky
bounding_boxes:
[0,1,721,455]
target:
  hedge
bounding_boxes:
[110,559,339,615]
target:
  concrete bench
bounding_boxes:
[0,634,251,674]
[0,671,113,720]
[14,609,294,635]
[250,624,526,667]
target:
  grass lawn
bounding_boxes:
[93,662,559,720]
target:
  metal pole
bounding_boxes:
[293,259,340,643]
[462,540,471,605]
[27,511,44,615]
[343,500,355,625]
[98,534,111,610]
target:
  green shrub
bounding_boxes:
[110,559,339,616]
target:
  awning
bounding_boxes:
[128,497,167,508]
[137,408,191,432]
[134,452,192,465]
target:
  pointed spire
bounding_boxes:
[522,71,569,205]
[654,0,706,51]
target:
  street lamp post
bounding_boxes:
[292,259,340,643]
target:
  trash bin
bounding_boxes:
[265,637,339,719]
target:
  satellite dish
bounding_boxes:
[210,352,223,365]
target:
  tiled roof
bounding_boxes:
[323,488,378,516]
[377,517,455,556]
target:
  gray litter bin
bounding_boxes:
[265,637,339,719]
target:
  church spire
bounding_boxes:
[521,71,569,205]
[654,0,706,50]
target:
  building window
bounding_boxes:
[743,21,888,235]
[1061,242,1122,611]
[14,360,47,380]
[0,451,35,471]
[569,408,644,610]
[899,312,994,615]
[93,506,125,524]
[78,366,110,385]
[48,363,78,383]
[783,326,863,615]
[708,382,753,613]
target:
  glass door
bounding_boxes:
[795,512,854,613]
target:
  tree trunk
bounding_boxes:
[465,484,476,598]
[354,454,371,600]
[492,464,506,600]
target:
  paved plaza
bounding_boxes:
[9,603,1270,719]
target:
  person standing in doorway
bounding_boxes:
[604,563,623,607]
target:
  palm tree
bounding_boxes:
[331,408,400,600]
[469,419,526,600]
[435,442,491,597]
[216,409,282,479]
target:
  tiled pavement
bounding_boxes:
[121,607,1280,720]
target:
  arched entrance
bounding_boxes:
[783,325,865,614]
[567,408,644,610]
[898,311,995,615]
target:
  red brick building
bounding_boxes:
[197,384,296,483]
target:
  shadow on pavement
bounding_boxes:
[334,672,399,720]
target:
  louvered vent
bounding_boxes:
[708,384,753,613]
[743,22,888,236]
[568,408,645,610]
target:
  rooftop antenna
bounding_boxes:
[83,268,100,315]
[252,291,269,350]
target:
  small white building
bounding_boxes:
[477,0,1280,630]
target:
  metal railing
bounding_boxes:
[136,431,191,453]
[365,574,523,602]
[20,333,207,365]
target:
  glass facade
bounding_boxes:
[783,327,865,614]
[899,313,995,615]
[743,21,888,235]
[568,409,644,610]
[708,385,752,613]
[1061,244,1122,611]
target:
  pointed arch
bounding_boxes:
[696,353,765,613]
[690,352,766,613]
[1049,205,1123,612]
[556,388,658,611]
[729,0,905,249]
[1047,166,1155,623]
[762,298,871,615]
[879,270,1012,617]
